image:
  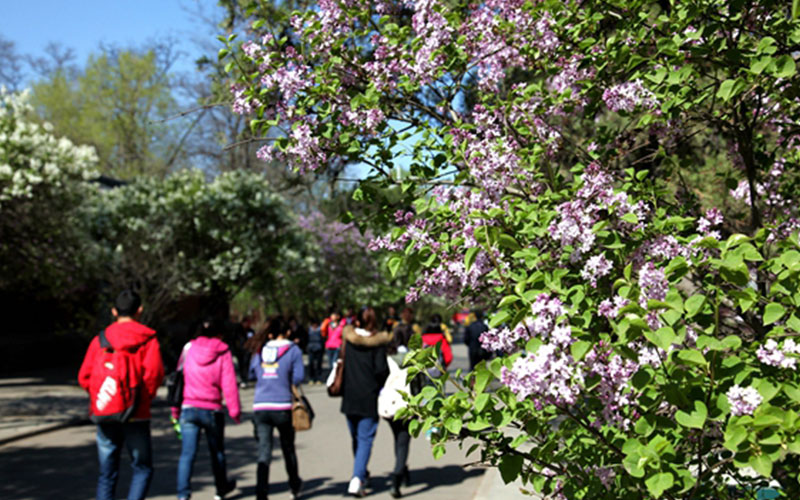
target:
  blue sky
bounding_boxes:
[1,0,219,80]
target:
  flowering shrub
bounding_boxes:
[0,87,99,296]
[90,169,293,324]
[226,0,800,497]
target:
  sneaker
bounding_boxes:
[347,477,366,497]
[214,479,237,500]
[291,478,303,499]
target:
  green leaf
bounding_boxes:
[645,327,676,351]
[499,454,524,484]
[794,0,800,19]
[750,56,774,75]
[724,425,748,451]
[774,55,797,79]
[474,368,491,394]
[444,417,462,434]
[465,247,480,271]
[717,79,738,101]
[498,233,521,251]
[684,294,706,317]
[645,472,674,498]
[676,349,707,366]
[570,340,592,361]
[388,256,402,277]
[675,401,707,429]
[764,303,786,326]
[749,454,773,477]
[621,212,639,224]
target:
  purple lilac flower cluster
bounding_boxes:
[598,295,630,319]
[726,385,763,416]
[602,79,659,113]
[757,339,800,369]
[580,254,612,288]
[549,163,646,266]
[501,344,584,406]
[638,262,669,329]
[584,344,640,429]
[480,295,569,353]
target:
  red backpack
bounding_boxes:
[88,330,143,423]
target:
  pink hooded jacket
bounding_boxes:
[325,320,345,350]
[171,337,241,423]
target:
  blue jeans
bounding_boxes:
[346,415,379,481]
[177,407,230,499]
[326,348,340,373]
[308,348,324,382]
[253,410,301,500]
[96,420,153,500]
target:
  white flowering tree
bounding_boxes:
[224,0,800,498]
[0,87,99,299]
[90,169,294,325]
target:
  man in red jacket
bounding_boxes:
[78,290,164,500]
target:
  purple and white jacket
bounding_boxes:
[249,339,304,411]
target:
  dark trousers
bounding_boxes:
[307,348,324,382]
[177,408,229,498]
[254,410,301,500]
[95,420,153,500]
[388,418,411,477]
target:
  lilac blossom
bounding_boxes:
[602,79,659,112]
[598,295,630,319]
[757,339,800,369]
[501,344,584,406]
[726,385,763,416]
[581,253,612,287]
[697,208,723,234]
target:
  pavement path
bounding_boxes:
[0,344,534,500]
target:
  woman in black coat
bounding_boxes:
[340,307,391,497]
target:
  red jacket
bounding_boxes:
[78,320,165,420]
[421,332,453,367]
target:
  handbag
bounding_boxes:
[378,356,411,419]
[291,385,314,431]
[165,342,190,408]
[326,341,346,397]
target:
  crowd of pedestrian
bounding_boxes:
[77,289,491,500]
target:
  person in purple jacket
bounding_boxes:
[173,317,241,500]
[248,317,305,500]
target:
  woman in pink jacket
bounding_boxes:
[325,311,346,371]
[173,318,241,500]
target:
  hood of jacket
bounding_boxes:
[105,320,156,351]
[188,336,230,366]
[261,339,295,363]
[343,325,392,347]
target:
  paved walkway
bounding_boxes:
[0,344,533,500]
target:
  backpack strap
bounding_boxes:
[98,330,113,351]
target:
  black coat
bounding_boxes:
[340,326,391,418]
[465,319,489,352]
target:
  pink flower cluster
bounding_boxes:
[726,385,763,416]
[757,338,800,369]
